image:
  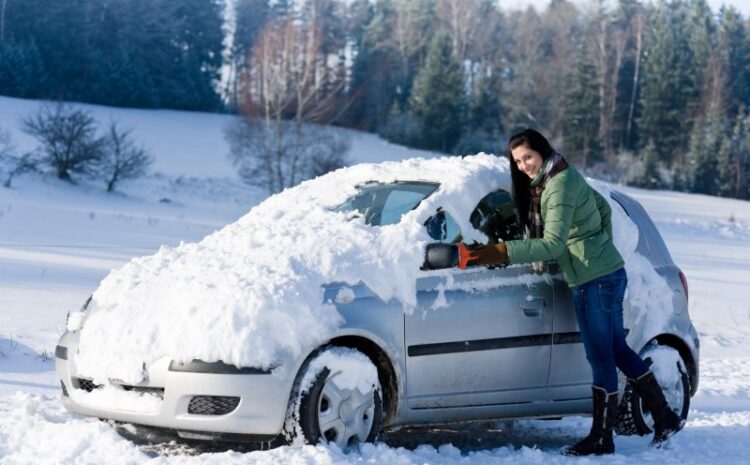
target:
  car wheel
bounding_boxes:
[290,348,383,448]
[615,344,690,436]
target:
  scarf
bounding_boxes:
[529,151,568,239]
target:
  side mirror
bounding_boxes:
[421,243,458,270]
[424,211,448,242]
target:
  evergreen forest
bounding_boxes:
[1,0,749,199]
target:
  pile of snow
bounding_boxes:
[68,154,673,386]
[299,348,380,395]
[591,181,674,332]
[70,154,509,384]
[5,391,750,465]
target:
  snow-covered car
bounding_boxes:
[55,154,699,449]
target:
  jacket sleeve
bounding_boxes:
[592,188,613,240]
[505,172,576,264]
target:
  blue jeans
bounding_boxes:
[573,267,649,393]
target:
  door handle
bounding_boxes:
[520,297,546,317]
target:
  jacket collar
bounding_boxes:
[530,157,552,187]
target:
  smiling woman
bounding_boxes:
[453,129,686,456]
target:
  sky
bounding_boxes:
[504,0,750,16]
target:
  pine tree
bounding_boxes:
[389,0,437,113]
[0,0,225,111]
[639,138,663,188]
[687,105,726,195]
[637,0,701,168]
[718,7,750,118]
[348,0,400,131]
[719,107,750,198]
[453,69,503,155]
[0,41,45,98]
[686,0,715,103]
[564,39,602,169]
[168,0,225,111]
[410,33,465,152]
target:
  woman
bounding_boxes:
[458,128,683,455]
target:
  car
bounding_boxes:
[55,154,699,449]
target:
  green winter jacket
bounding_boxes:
[505,163,624,288]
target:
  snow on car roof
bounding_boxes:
[70,153,672,385]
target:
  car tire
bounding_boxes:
[615,345,691,436]
[289,348,383,448]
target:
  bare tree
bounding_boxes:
[226,118,349,193]
[436,0,500,98]
[436,0,493,64]
[232,15,351,193]
[21,102,104,182]
[503,3,581,137]
[98,121,154,192]
[0,127,38,188]
[626,6,644,149]
[585,0,613,157]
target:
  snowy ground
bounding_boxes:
[1,96,750,464]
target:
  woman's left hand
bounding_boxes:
[458,242,508,269]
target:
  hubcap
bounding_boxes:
[317,375,376,449]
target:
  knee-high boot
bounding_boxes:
[563,386,617,456]
[633,371,685,446]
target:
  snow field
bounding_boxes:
[3,393,750,465]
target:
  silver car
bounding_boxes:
[55,180,699,449]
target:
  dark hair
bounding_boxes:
[508,128,554,160]
[506,128,555,233]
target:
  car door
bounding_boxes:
[404,190,554,410]
[547,267,593,401]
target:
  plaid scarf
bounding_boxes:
[529,151,568,239]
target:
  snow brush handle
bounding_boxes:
[456,243,472,269]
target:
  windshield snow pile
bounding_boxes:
[70,154,672,385]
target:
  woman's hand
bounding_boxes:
[458,242,508,269]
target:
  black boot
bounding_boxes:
[633,371,685,446]
[563,386,617,456]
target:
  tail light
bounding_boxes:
[679,270,689,303]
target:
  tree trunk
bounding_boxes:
[626,11,643,149]
[597,2,609,158]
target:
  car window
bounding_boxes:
[335,181,439,226]
[469,189,523,243]
[424,209,461,243]
[381,190,431,225]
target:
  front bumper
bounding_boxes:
[55,331,292,439]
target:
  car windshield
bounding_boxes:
[335,181,439,226]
